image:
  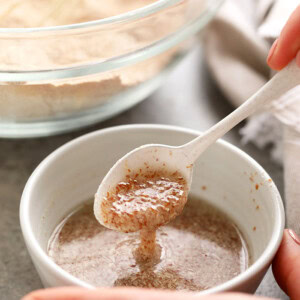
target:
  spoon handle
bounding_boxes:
[183,59,300,163]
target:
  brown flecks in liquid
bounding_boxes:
[255,184,259,190]
[100,169,188,260]
[202,185,207,191]
[169,151,172,156]
[186,164,193,169]
[253,226,256,231]
[268,179,272,183]
[249,176,254,182]
[48,197,249,291]
[255,205,260,210]
[143,162,150,169]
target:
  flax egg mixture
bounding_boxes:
[48,179,249,291]
[99,169,189,261]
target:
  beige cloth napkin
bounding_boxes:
[203,0,300,233]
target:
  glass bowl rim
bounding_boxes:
[0,0,182,34]
[0,0,224,81]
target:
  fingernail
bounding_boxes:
[267,39,279,64]
[288,229,300,246]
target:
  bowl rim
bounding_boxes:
[0,0,224,82]
[0,0,182,33]
[20,124,285,293]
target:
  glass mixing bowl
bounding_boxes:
[0,0,223,138]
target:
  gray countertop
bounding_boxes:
[0,47,288,300]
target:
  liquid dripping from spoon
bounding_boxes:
[137,229,157,262]
[97,168,188,261]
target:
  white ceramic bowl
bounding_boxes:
[20,124,284,294]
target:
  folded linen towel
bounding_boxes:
[203,0,300,233]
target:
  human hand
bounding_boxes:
[272,229,300,300]
[21,288,274,300]
[267,5,300,70]
[22,229,300,300]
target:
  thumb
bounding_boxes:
[272,229,300,300]
[267,5,300,70]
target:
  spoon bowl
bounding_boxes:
[94,144,193,231]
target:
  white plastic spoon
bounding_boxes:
[94,59,300,231]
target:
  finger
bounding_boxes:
[267,5,300,70]
[201,293,275,300]
[22,287,101,300]
[22,287,275,300]
[22,287,191,300]
[272,229,300,300]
